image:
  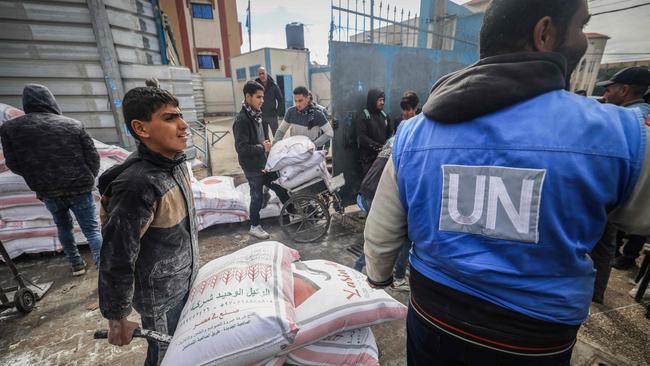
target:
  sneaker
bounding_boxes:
[390,278,410,292]
[72,261,87,277]
[613,256,636,270]
[629,286,650,300]
[249,225,270,240]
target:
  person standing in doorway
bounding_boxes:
[0,84,102,276]
[255,67,285,140]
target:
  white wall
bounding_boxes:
[269,48,310,91]
[203,78,235,114]
[310,70,331,112]
[230,49,265,108]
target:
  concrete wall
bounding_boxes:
[269,48,310,90]
[230,48,310,113]
[310,69,331,112]
[329,41,477,202]
[230,49,265,108]
[203,77,236,114]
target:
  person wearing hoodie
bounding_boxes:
[255,67,285,140]
[363,0,650,365]
[356,89,392,176]
[0,84,101,276]
[234,80,290,240]
[97,87,198,365]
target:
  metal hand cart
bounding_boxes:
[279,174,346,243]
[0,240,52,314]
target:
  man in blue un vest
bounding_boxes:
[363,0,650,365]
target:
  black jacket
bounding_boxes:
[0,84,100,198]
[98,143,198,320]
[255,76,285,117]
[359,140,392,201]
[233,106,267,174]
[356,89,392,172]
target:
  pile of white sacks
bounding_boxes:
[266,136,330,190]
[192,175,282,231]
[0,139,129,259]
[0,142,285,259]
[161,241,407,366]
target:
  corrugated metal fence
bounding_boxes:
[0,0,198,148]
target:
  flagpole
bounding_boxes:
[247,0,252,52]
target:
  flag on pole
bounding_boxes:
[245,0,251,29]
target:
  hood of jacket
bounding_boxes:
[422,52,568,123]
[22,84,62,115]
[98,143,186,195]
[255,75,277,88]
[366,88,385,113]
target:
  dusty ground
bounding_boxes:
[2,117,649,365]
[1,213,649,365]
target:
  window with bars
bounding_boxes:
[236,68,247,81]
[191,3,213,19]
[198,54,220,69]
[249,64,261,79]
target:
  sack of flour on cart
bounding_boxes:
[265,136,315,172]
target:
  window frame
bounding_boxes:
[236,67,247,81]
[197,54,220,70]
[191,3,214,19]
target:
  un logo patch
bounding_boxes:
[439,165,546,243]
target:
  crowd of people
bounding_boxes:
[1,0,650,365]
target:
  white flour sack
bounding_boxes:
[161,242,300,366]
[286,327,379,366]
[278,151,326,181]
[265,136,315,172]
[286,260,407,351]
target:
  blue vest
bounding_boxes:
[393,90,646,325]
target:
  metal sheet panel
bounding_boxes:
[0,0,197,150]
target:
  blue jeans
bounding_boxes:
[42,192,102,266]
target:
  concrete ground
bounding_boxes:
[1,213,649,365]
[2,116,649,365]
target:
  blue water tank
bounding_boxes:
[286,22,305,50]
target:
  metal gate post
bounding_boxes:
[87,0,135,150]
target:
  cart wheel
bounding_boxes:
[14,288,36,313]
[280,194,331,243]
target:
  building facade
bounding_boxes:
[570,33,609,95]
[159,0,242,114]
[230,48,311,113]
